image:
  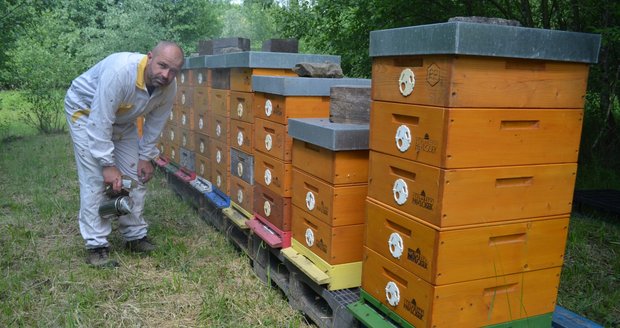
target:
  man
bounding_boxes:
[65,41,184,267]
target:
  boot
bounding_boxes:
[126,236,156,253]
[86,247,119,267]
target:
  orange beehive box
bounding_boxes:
[179,128,195,152]
[367,151,576,227]
[195,153,212,181]
[254,118,292,162]
[253,183,292,231]
[210,114,229,144]
[210,88,230,117]
[292,140,369,185]
[178,107,195,131]
[177,85,193,109]
[372,55,590,109]
[230,67,297,92]
[193,109,210,136]
[370,101,583,168]
[253,93,330,125]
[230,175,254,214]
[194,132,210,158]
[253,150,292,197]
[193,86,209,112]
[193,68,208,87]
[365,198,568,285]
[230,91,255,123]
[362,246,561,328]
[230,119,254,154]
[163,123,180,147]
[211,164,230,195]
[292,169,366,227]
[292,205,364,265]
[178,69,193,87]
[210,138,230,172]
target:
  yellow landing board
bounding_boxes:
[281,238,362,291]
[222,202,251,229]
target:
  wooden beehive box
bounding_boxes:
[230,91,254,123]
[195,154,212,181]
[230,119,254,154]
[252,76,370,125]
[253,150,292,197]
[369,22,600,109]
[365,198,568,285]
[292,138,369,185]
[362,247,560,328]
[370,101,584,168]
[210,88,230,117]
[230,175,254,214]
[194,133,210,158]
[253,183,292,231]
[368,151,577,227]
[230,148,254,185]
[254,118,293,162]
[292,205,364,265]
[210,114,229,144]
[292,169,366,227]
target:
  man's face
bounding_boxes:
[145,46,184,88]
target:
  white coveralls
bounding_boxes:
[65,52,176,249]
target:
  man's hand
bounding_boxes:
[103,166,123,192]
[138,159,154,184]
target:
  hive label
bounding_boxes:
[412,190,434,210]
[415,133,437,154]
[316,238,327,254]
[426,63,440,87]
[404,298,425,320]
[407,248,428,269]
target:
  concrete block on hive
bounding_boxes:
[261,38,299,53]
[200,37,250,55]
[329,85,371,124]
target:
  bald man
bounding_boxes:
[65,41,185,267]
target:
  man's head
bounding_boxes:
[145,41,184,88]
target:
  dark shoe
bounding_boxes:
[86,247,119,268]
[126,236,156,253]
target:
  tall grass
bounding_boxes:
[0,132,312,327]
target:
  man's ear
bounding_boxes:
[147,51,153,59]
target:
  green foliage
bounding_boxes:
[219,1,280,50]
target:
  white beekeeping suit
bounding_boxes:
[65,52,176,249]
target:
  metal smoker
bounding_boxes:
[98,177,136,217]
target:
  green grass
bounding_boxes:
[558,212,620,327]
[0,133,313,327]
[0,90,37,140]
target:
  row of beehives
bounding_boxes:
[154,21,601,328]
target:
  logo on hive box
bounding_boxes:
[316,238,328,254]
[415,133,437,154]
[412,190,434,210]
[407,248,428,269]
[404,298,425,320]
[426,63,440,87]
[317,201,329,216]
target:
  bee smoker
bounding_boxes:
[98,177,135,217]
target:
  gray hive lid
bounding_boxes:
[206,51,341,68]
[252,76,371,96]
[186,55,211,69]
[288,118,369,151]
[370,21,601,63]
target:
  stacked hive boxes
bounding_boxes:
[354,22,600,327]
[247,76,369,249]
[284,115,371,291]
[190,58,211,181]
[205,51,342,218]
